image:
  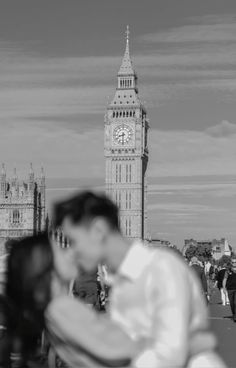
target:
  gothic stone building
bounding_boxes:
[104,27,149,241]
[0,164,46,255]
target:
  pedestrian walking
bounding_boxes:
[215,264,229,306]
[223,258,236,322]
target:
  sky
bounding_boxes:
[0,0,236,248]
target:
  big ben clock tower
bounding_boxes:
[104,27,149,241]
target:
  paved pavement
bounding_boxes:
[209,288,236,368]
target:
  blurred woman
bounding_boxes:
[5,233,136,367]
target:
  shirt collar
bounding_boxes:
[117,241,153,281]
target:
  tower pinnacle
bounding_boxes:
[126,25,130,44]
[1,163,6,176]
[118,26,135,76]
[13,168,17,179]
[40,166,45,178]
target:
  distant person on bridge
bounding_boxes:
[215,264,229,306]
[223,258,236,322]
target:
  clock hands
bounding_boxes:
[114,125,133,145]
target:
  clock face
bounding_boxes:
[113,125,133,145]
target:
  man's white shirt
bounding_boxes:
[109,242,222,368]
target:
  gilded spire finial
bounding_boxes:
[126,25,130,44]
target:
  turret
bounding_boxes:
[38,167,46,230]
[11,168,19,196]
[28,163,35,193]
[0,164,6,198]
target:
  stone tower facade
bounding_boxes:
[104,27,149,241]
[0,164,46,255]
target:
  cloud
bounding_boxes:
[139,17,236,44]
[205,120,236,137]
[135,14,236,96]
[0,122,105,179]
[148,128,236,177]
[148,181,236,198]
[148,202,215,213]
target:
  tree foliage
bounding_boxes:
[185,244,212,262]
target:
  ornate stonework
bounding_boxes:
[104,27,149,241]
[0,164,46,255]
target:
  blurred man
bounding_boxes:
[53,191,226,368]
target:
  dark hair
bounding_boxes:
[53,191,119,231]
[6,233,53,358]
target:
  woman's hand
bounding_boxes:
[51,240,79,282]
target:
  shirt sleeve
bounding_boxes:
[133,255,194,368]
[45,295,136,366]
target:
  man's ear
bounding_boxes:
[90,217,109,243]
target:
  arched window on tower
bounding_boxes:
[115,163,118,183]
[119,164,121,182]
[128,218,131,236]
[113,111,115,118]
[133,111,135,117]
[12,209,20,224]
[119,191,122,208]
[126,111,129,117]
[120,112,122,117]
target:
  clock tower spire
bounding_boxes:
[104,27,149,241]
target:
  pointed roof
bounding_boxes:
[118,26,135,76]
[13,168,17,179]
[40,166,45,180]
[1,163,6,176]
[29,162,34,175]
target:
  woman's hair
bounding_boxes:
[6,233,53,357]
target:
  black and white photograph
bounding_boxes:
[0,1,236,367]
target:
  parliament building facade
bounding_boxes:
[0,164,46,255]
